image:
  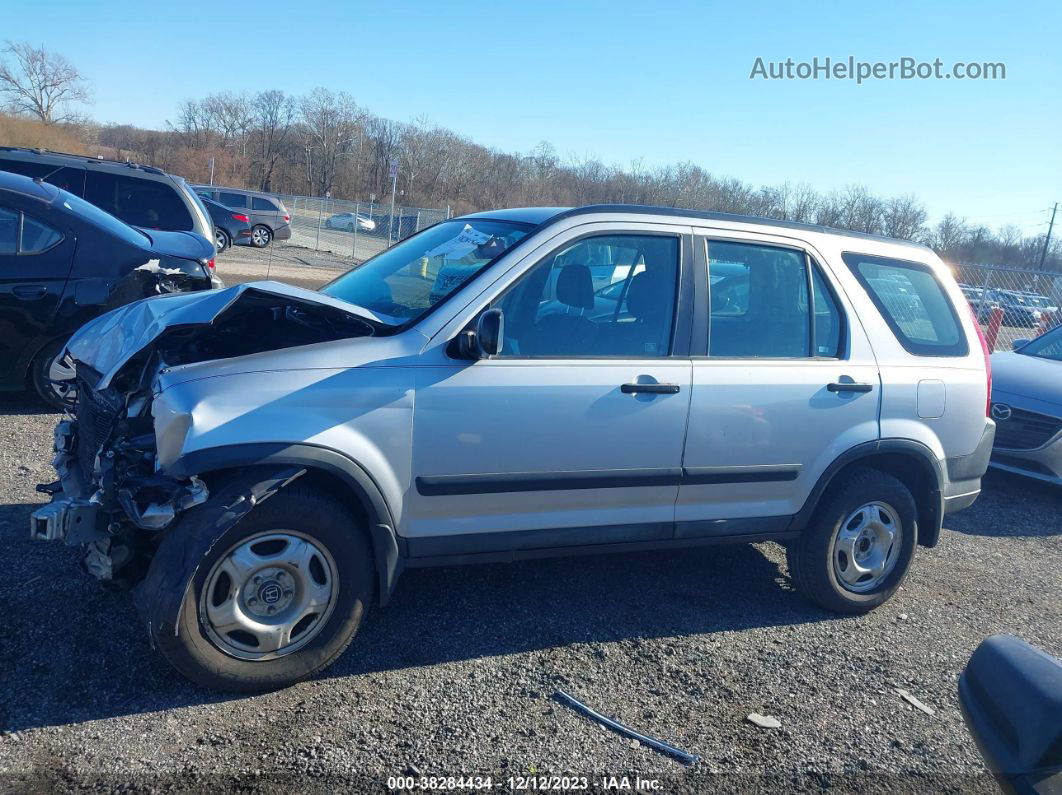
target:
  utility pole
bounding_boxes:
[387,158,399,247]
[208,157,215,186]
[1038,202,1058,270]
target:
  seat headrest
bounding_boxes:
[557,264,594,310]
[627,271,669,319]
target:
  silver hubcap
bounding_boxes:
[215,230,226,249]
[200,531,338,661]
[832,501,902,593]
[47,351,76,402]
[252,227,269,245]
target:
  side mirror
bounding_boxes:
[1012,338,1031,350]
[459,308,504,359]
[959,635,1062,794]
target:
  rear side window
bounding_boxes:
[842,252,967,357]
[20,214,63,253]
[218,191,248,209]
[85,172,193,231]
[0,207,16,254]
[0,208,64,255]
[707,241,843,358]
[252,196,278,211]
[0,158,86,195]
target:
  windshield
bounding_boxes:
[58,190,149,247]
[320,219,533,324]
[1017,325,1062,361]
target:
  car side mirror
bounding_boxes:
[459,308,504,359]
[1012,338,1031,350]
[958,635,1062,794]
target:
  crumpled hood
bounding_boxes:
[66,280,391,389]
[990,351,1062,409]
[139,228,215,262]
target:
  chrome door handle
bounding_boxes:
[621,382,681,394]
[827,381,873,393]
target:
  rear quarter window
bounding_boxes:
[251,196,278,211]
[85,171,193,231]
[842,252,968,357]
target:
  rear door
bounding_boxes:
[676,231,881,534]
[0,203,75,383]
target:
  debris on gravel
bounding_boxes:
[0,394,1058,792]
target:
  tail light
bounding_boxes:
[970,306,992,416]
[206,258,216,271]
[232,213,249,222]
[283,214,290,222]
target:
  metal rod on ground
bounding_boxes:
[553,690,701,766]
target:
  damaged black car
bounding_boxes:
[0,170,219,407]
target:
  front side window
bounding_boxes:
[494,234,680,357]
[85,172,193,231]
[843,252,967,356]
[707,241,842,358]
[320,219,532,325]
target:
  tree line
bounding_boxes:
[0,42,1057,271]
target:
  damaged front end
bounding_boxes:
[30,281,380,585]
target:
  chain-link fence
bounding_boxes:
[273,193,450,262]
[954,264,1062,351]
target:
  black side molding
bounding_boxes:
[416,465,802,496]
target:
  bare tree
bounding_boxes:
[249,90,296,192]
[0,41,90,124]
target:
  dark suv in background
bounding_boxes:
[0,148,214,245]
[193,185,291,247]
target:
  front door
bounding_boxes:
[676,233,881,535]
[407,228,694,556]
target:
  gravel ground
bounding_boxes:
[0,361,1059,791]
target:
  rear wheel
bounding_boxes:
[147,485,374,691]
[786,469,917,614]
[30,337,75,410]
[214,227,230,254]
[250,225,272,247]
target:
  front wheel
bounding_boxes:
[786,469,917,614]
[146,485,374,691]
[250,225,272,247]
[30,337,75,409]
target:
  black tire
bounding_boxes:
[346,222,355,232]
[30,337,74,410]
[147,485,374,691]
[786,468,917,614]
[214,227,230,254]
[250,225,272,248]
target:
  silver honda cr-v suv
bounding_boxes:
[31,205,995,690]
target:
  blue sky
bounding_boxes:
[4,0,1059,234]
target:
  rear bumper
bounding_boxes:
[274,223,292,241]
[943,420,996,514]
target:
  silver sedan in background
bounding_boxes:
[325,212,376,232]
[989,324,1062,485]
